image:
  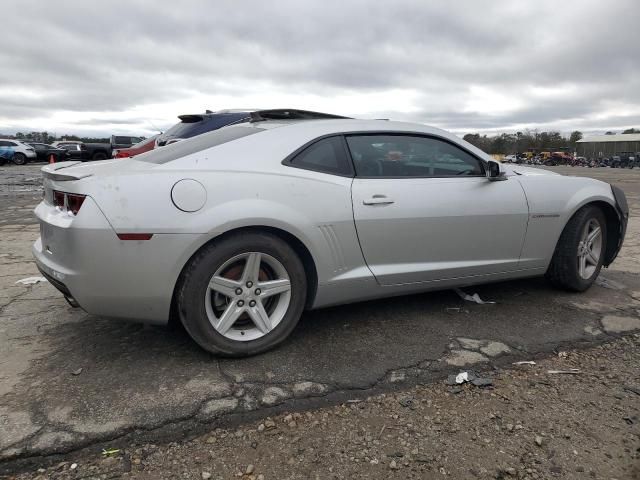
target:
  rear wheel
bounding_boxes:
[92,151,108,160]
[178,232,307,356]
[12,153,26,165]
[546,205,607,291]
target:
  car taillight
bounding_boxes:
[115,151,131,158]
[52,190,86,216]
[67,193,86,215]
[53,190,65,208]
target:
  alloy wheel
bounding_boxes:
[204,252,292,341]
[577,218,603,280]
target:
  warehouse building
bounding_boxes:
[576,133,640,157]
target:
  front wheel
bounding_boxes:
[178,232,307,356]
[546,206,607,291]
[12,153,26,165]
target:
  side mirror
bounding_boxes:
[487,160,507,181]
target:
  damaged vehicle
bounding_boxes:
[33,110,629,356]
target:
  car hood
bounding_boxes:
[501,164,560,177]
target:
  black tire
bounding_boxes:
[92,151,108,161]
[545,205,607,292]
[178,232,307,357]
[12,153,27,165]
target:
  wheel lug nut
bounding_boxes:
[237,300,244,307]
[235,288,243,295]
[249,300,256,307]
[255,288,261,295]
[246,281,253,288]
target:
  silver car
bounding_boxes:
[33,110,629,356]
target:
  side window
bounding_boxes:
[0,141,10,147]
[289,136,352,176]
[346,135,485,178]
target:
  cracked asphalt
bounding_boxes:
[1,164,639,471]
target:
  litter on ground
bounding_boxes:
[454,288,496,304]
[547,369,581,374]
[446,371,493,388]
[101,448,121,457]
[513,361,536,366]
[15,276,48,285]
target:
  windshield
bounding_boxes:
[138,125,264,164]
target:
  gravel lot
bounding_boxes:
[0,163,639,479]
[5,336,640,480]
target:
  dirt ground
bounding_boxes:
[3,336,638,480]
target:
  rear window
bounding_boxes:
[157,112,250,145]
[137,125,264,164]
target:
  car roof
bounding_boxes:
[228,118,492,160]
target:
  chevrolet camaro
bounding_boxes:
[33,110,629,356]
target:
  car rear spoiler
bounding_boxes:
[41,161,93,181]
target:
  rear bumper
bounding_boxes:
[32,198,200,324]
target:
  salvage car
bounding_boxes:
[27,142,70,162]
[155,109,254,146]
[112,135,158,159]
[0,139,37,165]
[33,110,629,356]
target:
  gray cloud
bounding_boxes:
[0,0,638,137]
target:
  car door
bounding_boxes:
[0,140,14,161]
[348,133,529,285]
[33,143,47,160]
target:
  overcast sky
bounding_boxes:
[1,0,638,138]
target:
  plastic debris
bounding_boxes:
[71,368,83,376]
[101,448,120,457]
[547,369,580,374]
[513,361,536,366]
[15,276,48,285]
[454,288,496,304]
[70,463,78,470]
[446,370,493,388]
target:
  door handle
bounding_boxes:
[363,195,395,205]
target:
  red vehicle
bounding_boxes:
[112,135,157,159]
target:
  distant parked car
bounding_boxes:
[51,141,90,161]
[52,136,144,161]
[155,110,253,146]
[27,143,70,163]
[85,136,144,161]
[0,139,37,165]
[112,135,158,159]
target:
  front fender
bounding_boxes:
[517,175,618,269]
